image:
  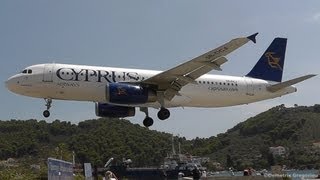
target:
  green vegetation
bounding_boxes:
[0,118,175,166]
[209,104,320,170]
[0,104,320,178]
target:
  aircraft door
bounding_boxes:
[244,77,254,96]
[43,64,54,82]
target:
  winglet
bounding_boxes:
[247,32,258,43]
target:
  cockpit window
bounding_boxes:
[21,69,32,74]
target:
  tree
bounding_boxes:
[226,154,233,168]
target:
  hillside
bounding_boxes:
[0,118,178,167]
[205,104,320,170]
[0,104,320,177]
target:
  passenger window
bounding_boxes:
[28,69,32,74]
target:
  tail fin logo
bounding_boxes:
[265,52,282,71]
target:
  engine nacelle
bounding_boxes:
[106,83,156,104]
[95,103,135,118]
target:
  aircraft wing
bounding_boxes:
[142,33,258,100]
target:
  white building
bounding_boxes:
[269,146,286,157]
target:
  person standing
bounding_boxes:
[103,171,118,180]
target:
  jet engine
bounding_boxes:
[106,83,156,104]
[95,103,135,118]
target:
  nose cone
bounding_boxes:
[5,79,8,87]
[5,76,20,93]
[5,77,14,92]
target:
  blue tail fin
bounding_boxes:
[246,38,287,82]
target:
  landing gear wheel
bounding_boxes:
[43,98,52,118]
[143,117,154,127]
[157,108,170,120]
[43,110,50,118]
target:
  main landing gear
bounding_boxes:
[43,98,52,118]
[140,107,170,128]
[157,107,170,120]
[140,107,153,127]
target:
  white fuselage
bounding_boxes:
[6,63,296,109]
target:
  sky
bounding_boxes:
[0,1,319,139]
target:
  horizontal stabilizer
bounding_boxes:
[267,74,316,92]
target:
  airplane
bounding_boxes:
[5,33,316,127]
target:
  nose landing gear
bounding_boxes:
[43,98,52,118]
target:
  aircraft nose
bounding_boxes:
[5,78,13,90]
[5,76,18,92]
